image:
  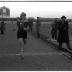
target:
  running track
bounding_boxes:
[0,23,72,70]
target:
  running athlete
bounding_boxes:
[17,12,29,59]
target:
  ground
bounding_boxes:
[0,23,72,71]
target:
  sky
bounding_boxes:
[0,2,72,19]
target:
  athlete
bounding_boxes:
[17,12,29,59]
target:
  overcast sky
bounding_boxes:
[0,2,72,19]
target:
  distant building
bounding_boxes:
[0,6,10,18]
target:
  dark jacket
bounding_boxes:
[57,20,69,43]
[17,20,29,32]
[1,21,5,31]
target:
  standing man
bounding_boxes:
[51,18,59,40]
[28,18,33,32]
[51,21,56,39]
[17,12,29,59]
[57,16,71,50]
[1,19,5,35]
[36,17,41,38]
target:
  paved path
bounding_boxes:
[0,24,72,70]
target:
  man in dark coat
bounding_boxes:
[57,16,71,50]
[0,20,5,35]
[36,17,41,38]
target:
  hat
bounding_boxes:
[61,16,66,19]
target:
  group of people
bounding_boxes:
[13,13,72,59]
[51,16,72,50]
[16,12,29,59]
[0,12,71,59]
[0,12,39,59]
[35,16,72,51]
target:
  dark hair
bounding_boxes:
[20,12,26,17]
[61,16,66,19]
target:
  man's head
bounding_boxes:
[37,17,40,22]
[61,16,66,21]
[20,12,26,20]
[37,17,39,19]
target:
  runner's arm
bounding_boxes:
[23,22,29,30]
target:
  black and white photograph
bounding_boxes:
[0,1,72,71]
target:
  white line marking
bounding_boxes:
[0,52,67,57]
[46,39,57,42]
[46,38,72,41]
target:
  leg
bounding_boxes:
[55,30,57,40]
[23,32,27,44]
[37,32,40,38]
[23,38,27,45]
[37,29,40,38]
[66,41,72,50]
[58,42,63,49]
[18,38,24,59]
[1,30,4,35]
[55,33,56,40]
[51,30,54,39]
[31,27,32,31]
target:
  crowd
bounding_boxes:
[0,12,71,59]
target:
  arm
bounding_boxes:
[23,22,29,30]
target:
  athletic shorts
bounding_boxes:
[17,30,27,39]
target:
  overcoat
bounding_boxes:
[57,20,69,43]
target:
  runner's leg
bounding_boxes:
[58,42,63,50]
[18,38,24,56]
[23,39,27,44]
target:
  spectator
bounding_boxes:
[57,16,71,50]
